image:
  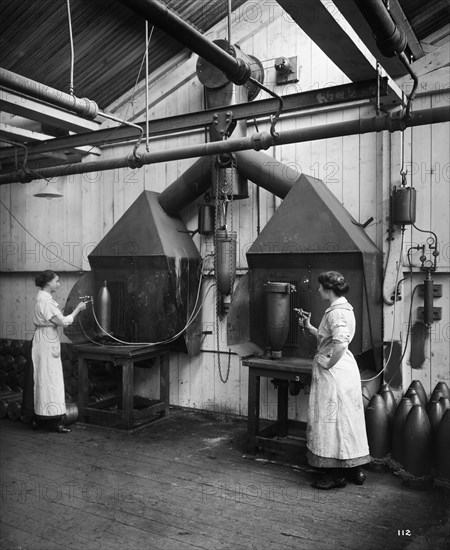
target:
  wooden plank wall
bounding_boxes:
[1,2,449,418]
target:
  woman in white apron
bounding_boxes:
[31,271,86,432]
[299,271,370,489]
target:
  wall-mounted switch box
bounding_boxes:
[274,56,299,85]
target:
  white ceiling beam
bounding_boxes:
[0,122,52,143]
[0,89,100,134]
[0,123,101,162]
[276,0,404,107]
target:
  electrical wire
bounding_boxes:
[0,138,28,171]
[122,24,154,125]
[66,0,75,96]
[82,256,215,347]
[361,230,405,383]
[96,111,144,158]
[382,228,405,306]
[90,280,215,347]
[385,283,420,387]
[408,127,439,269]
[227,0,232,54]
[145,21,150,152]
[0,199,84,271]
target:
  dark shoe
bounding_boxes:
[55,423,71,433]
[346,467,366,485]
[31,419,39,431]
[312,475,347,490]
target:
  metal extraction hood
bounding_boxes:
[228,168,383,368]
[65,190,202,355]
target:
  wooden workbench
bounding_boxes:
[75,343,170,431]
[242,355,313,460]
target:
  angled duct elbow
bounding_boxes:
[234,150,297,199]
[158,156,213,217]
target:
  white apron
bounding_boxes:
[32,290,72,417]
[306,298,370,468]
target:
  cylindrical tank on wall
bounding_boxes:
[198,204,215,235]
[264,282,296,359]
[216,230,237,296]
[391,186,416,225]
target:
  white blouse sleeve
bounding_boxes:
[327,310,351,344]
[51,313,74,327]
[42,299,74,327]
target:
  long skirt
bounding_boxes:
[307,351,370,468]
[31,326,66,418]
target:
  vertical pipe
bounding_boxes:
[66,0,75,96]
[227,0,233,54]
[423,275,434,325]
[145,21,150,151]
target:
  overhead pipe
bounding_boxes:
[1,105,448,185]
[119,0,251,85]
[354,0,407,58]
[0,68,99,120]
[354,0,417,119]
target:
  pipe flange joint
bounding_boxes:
[80,98,99,119]
[226,59,252,86]
[252,131,273,151]
[376,25,407,57]
[127,153,144,169]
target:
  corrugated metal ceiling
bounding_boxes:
[0,0,248,110]
[1,0,448,112]
[398,0,450,42]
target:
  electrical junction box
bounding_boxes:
[274,56,299,85]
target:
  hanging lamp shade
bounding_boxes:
[34,182,63,199]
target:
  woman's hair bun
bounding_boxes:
[35,270,57,288]
[318,271,349,296]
